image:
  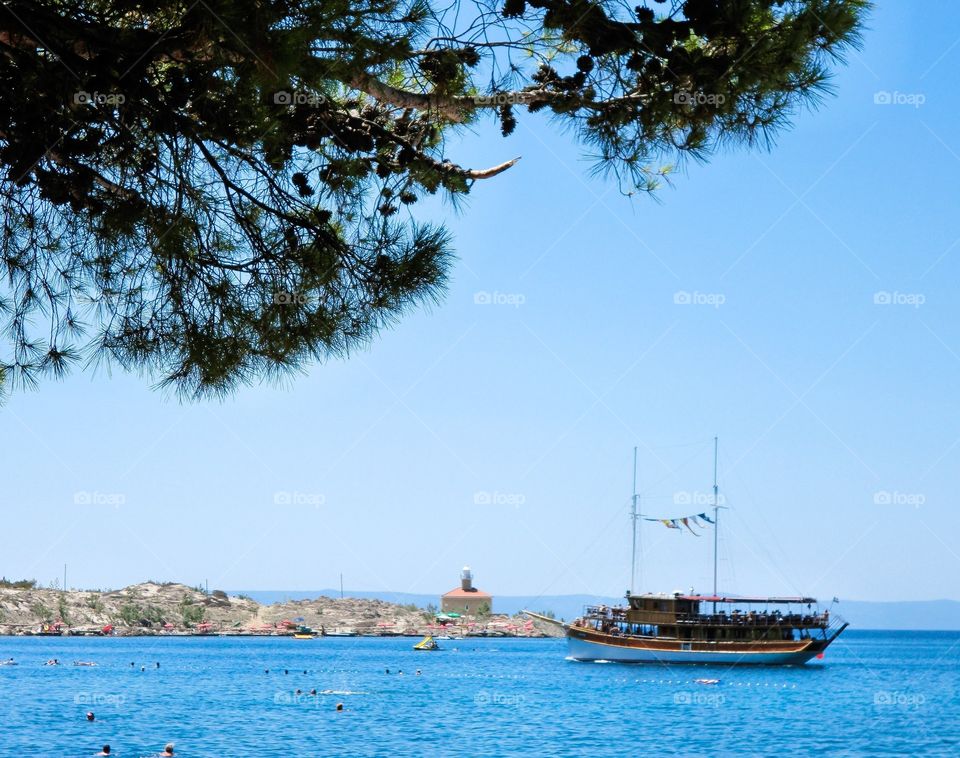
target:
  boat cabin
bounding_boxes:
[579,592,833,643]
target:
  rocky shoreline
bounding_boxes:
[0,582,563,638]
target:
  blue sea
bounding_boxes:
[1,631,957,756]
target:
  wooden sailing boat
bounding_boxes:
[565,438,848,664]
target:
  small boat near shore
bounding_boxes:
[413,635,439,651]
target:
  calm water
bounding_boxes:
[1,631,958,756]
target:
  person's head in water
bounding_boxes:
[336,703,344,711]
[96,746,110,756]
[86,711,95,721]
[163,743,175,755]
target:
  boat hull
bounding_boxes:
[567,627,835,665]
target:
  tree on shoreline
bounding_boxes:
[0,0,868,397]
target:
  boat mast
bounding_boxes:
[631,446,639,595]
[712,436,719,613]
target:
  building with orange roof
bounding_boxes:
[441,566,493,615]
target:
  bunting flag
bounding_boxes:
[644,511,716,535]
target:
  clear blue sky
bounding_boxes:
[4,2,959,602]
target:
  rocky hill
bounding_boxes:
[0,582,562,637]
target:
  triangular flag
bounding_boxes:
[699,512,715,524]
[681,517,700,536]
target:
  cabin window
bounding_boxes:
[681,643,692,651]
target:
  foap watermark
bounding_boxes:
[674,491,726,507]
[274,291,313,306]
[873,91,925,108]
[74,491,125,508]
[873,291,925,308]
[274,491,326,508]
[873,490,924,508]
[874,690,926,709]
[674,691,726,707]
[273,91,327,107]
[674,290,725,308]
[274,691,320,706]
[75,292,123,307]
[473,491,525,508]
[73,90,126,106]
[474,92,524,106]
[674,91,726,106]
[473,290,525,308]
[474,690,525,706]
[74,692,126,707]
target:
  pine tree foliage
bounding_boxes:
[0,0,868,396]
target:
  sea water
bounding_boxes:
[0,631,957,756]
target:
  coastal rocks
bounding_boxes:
[0,582,552,638]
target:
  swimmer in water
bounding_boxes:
[336,703,344,712]
[86,712,95,722]
[161,743,175,756]
[95,745,111,756]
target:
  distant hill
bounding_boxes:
[232,590,960,631]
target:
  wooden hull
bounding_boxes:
[567,625,841,665]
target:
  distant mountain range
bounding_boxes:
[231,590,960,631]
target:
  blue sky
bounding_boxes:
[4,2,960,603]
